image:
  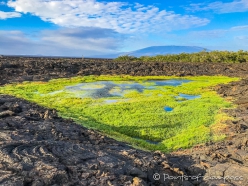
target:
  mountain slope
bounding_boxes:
[89,46,210,58]
[124,46,209,57]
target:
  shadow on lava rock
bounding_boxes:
[0,94,211,186]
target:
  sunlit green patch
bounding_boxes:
[0,75,240,152]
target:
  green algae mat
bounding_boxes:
[0,75,240,152]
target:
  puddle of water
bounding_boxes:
[48,90,64,95]
[105,99,118,104]
[134,137,160,145]
[176,93,201,101]
[104,99,131,104]
[147,79,192,86]
[47,79,192,100]
[118,83,145,93]
[37,90,64,96]
[146,139,160,145]
[164,106,173,112]
[109,87,125,97]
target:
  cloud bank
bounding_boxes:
[0,27,124,56]
[186,0,248,13]
[0,10,21,19]
[7,0,209,33]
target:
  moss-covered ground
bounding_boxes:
[0,75,240,152]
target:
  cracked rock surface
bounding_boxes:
[0,57,248,186]
[0,95,184,186]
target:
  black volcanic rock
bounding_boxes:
[0,56,248,86]
[0,56,248,186]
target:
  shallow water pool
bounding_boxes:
[50,79,193,100]
[1,75,238,152]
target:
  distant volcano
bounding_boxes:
[90,46,210,58]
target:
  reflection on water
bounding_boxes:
[146,140,160,145]
[134,137,160,145]
[105,99,118,104]
[147,79,191,86]
[44,79,201,107]
[176,93,201,101]
[61,79,193,99]
[164,106,173,112]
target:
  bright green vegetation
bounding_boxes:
[115,50,248,63]
[0,75,240,152]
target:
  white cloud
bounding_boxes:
[235,35,248,44]
[169,25,248,50]
[235,35,248,40]
[0,27,124,56]
[7,0,209,33]
[0,10,21,19]
[186,0,248,13]
[185,24,248,40]
[189,29,227,38]
[40,27,125,52]
[231,25,248,30]
[233,35,248,47]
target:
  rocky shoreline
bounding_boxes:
[0,57,247,186]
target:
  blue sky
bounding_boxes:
[0,0,248,56]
